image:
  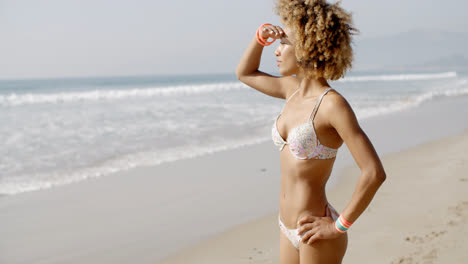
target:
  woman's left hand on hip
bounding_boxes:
[297,215,343,244]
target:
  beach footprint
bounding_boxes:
[421,248,437,264]
[391,256,414,264]
[238,247,273,263]
[446,200,468,226]
[404,230,446,244]
[394,201,468,263]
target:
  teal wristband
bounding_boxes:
[335,219,348,232]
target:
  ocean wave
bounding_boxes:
[357,83,468,119]
[340,71,457,82]
[1,72,460,106]
[0,82,248,106]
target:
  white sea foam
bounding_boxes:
[356,82,468,119]
[0,71,459,106]
[0,82,249,106]
[339,71,457,82]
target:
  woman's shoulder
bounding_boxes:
[321,89,354,115]
[324,88,347,105]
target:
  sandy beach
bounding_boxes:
[1,95,468,264]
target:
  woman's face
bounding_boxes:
[274,26,299,76]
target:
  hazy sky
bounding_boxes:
[1,0,467,80]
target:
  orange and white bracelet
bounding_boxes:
[256,23,276,46]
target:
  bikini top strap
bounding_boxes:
[286,88,300,102]
[280,88,300,113]
[309,87,333,122]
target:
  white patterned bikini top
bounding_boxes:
[271,87,338,160]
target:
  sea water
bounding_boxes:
[1,71,467,196]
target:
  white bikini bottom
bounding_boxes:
[278,203,340,250]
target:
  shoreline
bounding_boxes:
[0,95,467,264]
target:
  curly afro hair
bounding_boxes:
[274,0,359,80]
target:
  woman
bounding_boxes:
[235,0,386,263]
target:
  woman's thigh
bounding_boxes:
[280,228,300,264]
[299,233,348,264]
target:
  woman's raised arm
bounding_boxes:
[235,24,296,99]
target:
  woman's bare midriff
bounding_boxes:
[278,148,336,229]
